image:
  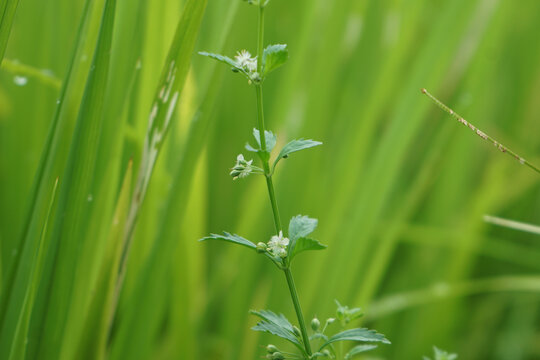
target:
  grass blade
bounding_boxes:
[0,178,58,360]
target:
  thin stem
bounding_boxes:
[421,88,540,175]
[254,3,312,357]
[257,5,264,74]
[284,268,313,356]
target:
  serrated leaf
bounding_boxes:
[262,44,288,76]
[319,328,390,350]
[289,215,318,241]
[199,232,256,250]
[273,139,322,169]
[250,128,277,152]
[250,310,304,353]
[288,215,318,259]
[290,237,327,260]
[432,346,458,360]
[344,344,378,359]
[198,51,240,70]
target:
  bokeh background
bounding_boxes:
[1,0,540,359]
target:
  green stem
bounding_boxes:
[254,4,312,357]
[284,268,313,356]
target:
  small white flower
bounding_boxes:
[230,154,254,180]
[267,231,290,258]
[235,50,257,73]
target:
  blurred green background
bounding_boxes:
[1,0,540,359]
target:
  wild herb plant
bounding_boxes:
[199,0,389,358]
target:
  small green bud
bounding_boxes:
[256,242,267,253]
[266,344,278,354]
[271,352,285,360]
[293,325,301,337]
[311,317,320,331]
[322,349,331,357]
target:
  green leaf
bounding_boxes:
[288,215,318,258]
[426,346,458,360]
[290,237,327,260]
[252,128,277,152]
[344,345,378,359]
[199,232,256,250]
[198,51,240,70]
[289,215,318,241]
[319,328,390,350]
[272,138,322,169]
[250,310,305,353]
[262,44,288,76]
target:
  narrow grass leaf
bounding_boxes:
[0,178,58,360]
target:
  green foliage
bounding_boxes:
[423,346,458,360]
[344,345,379,359]
[3,0,540,358]
[247,128,277,153]
[250,310,305,353]
[262,44,288,77]
[273,139,323,170]
[200,232,256,249]
[290,237,327,260]
[320,328,391,349]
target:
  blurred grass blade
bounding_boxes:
[75,160,132,360]
[0,178,58,360]
[1,58,62,89]
[0,0,95,345]
[36,0,117,357]
[484,215,540,236]
[0,0,20,61]
[115,0,209,309]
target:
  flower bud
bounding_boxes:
[293,325,301,337]
[256,242,267,253]
[311,317,320,331]
[271,352,285,360]
[322,349,331,357]
[266,344,278,354]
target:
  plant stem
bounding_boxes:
[284,268,313,356]
[255,3,312,357]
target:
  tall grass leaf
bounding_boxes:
[75,160,132,360]
[0,0,20,62]
[107,1,208,358]
[0,178,58,360]
[0,0,96,349]
[36,0,117,357]
[118,0,209,284]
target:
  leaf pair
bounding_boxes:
[250,310,306,355]
[246,128,322,172]
[199,214,326,264]
[199,44,288,81]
